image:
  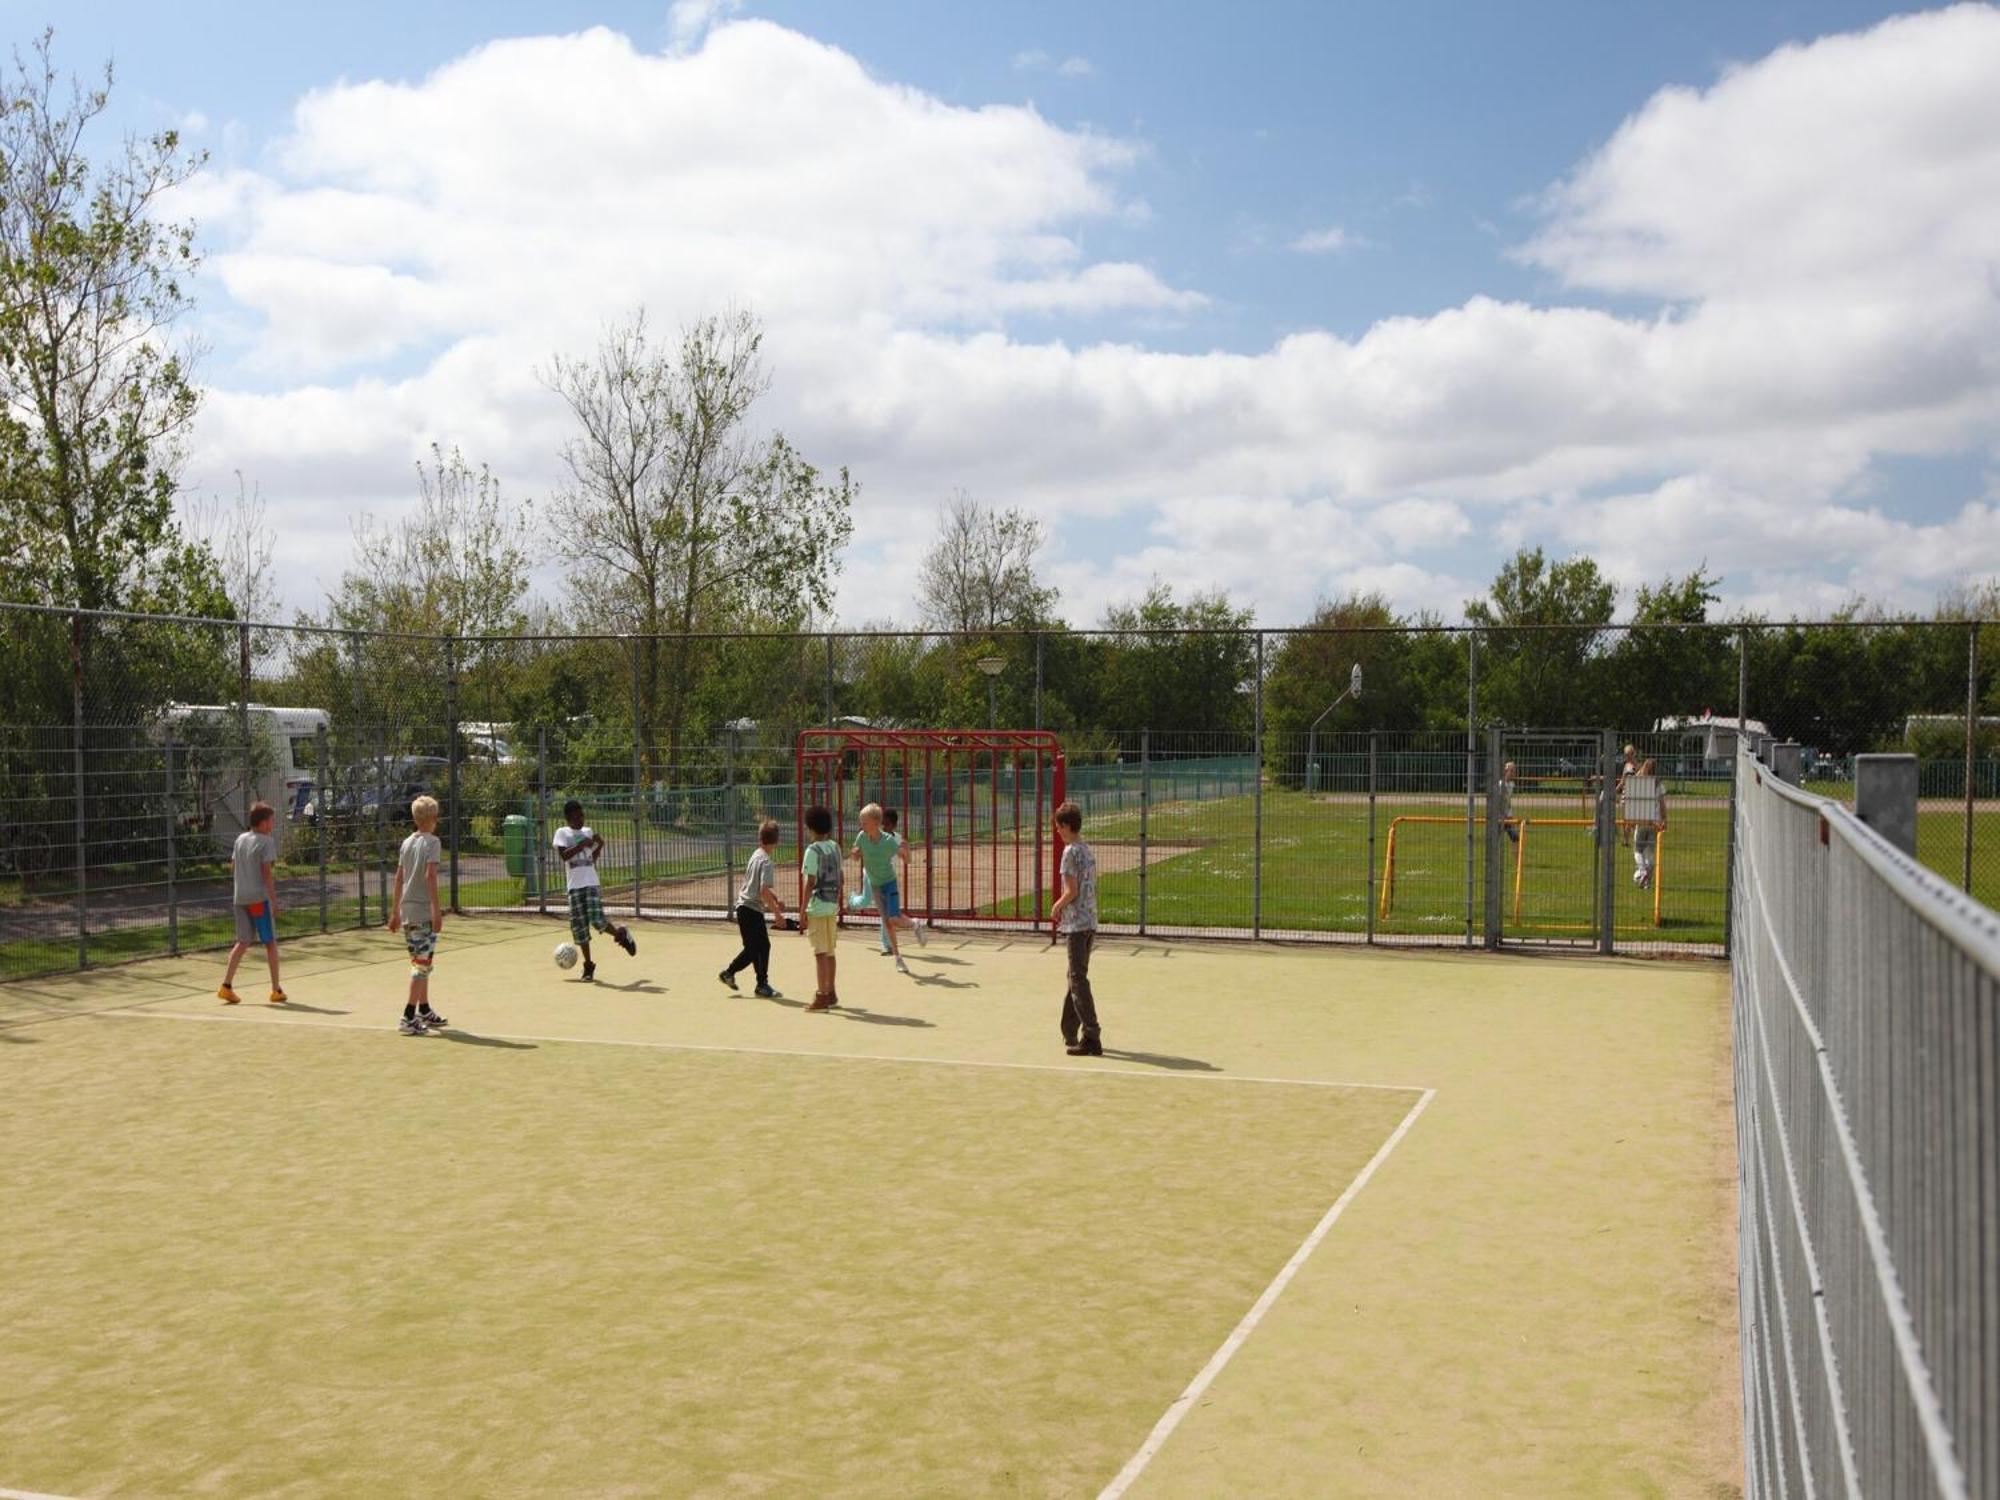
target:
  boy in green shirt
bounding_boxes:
[801,805,843,1012]
[851,802,922,972]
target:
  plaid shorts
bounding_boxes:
[568,886,611,944]
[403,922,438,979]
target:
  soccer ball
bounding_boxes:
[553,941,579,970]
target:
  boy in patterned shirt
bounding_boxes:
[800,805,843,1012]
[553,798,637,982]
[1048,800,1102,1056]
[387,795,449,1034]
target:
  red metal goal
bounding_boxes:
[794,728,1066,930]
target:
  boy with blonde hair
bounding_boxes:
[851,802,921,973]
[218,801,286,1005]
[388,795,449,1034]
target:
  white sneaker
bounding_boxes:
[895,957,910,974]
[910,923,926,947]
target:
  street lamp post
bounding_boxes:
[976,655,1007,728]
[1306,662,1364,793]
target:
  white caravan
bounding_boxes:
[159,703,331,848]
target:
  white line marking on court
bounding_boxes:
[1096,1085,1437,1500]
[80,1007,1431,1094]
[0,1486,87,1499]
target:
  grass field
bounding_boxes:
[1,916,1740,1497]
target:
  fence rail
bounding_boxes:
[1731,743,2000,1498]
[1,604,1994,979]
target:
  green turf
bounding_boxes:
[0,919,1743,1496]
[1085,789,1735,945]
[1,998,1411,1497]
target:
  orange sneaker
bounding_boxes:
[218,985,240,1005]
[268,988,288,1005]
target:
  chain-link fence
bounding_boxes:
[1732,741,2000,1498]
[2,603,1993,978]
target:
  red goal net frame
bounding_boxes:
[795,728,1067,931]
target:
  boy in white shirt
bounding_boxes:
[553,798,637,982]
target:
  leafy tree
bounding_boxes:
[543,308,853,774]
[1465,547,1615,726]
[1599,567,1735,731]
[0,33,212,616]
[916,490,1057,635]
[1096,584,1254,742]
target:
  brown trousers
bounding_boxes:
[1059,929,1099,1043]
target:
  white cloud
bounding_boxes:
[177,8,2000,623]
[1013,49,1093,77]
[668,0,743,51]
[1288,226,1354,254]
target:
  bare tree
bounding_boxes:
[917,490,1057,636]
[187,471,278,623]
[336,444,532,640]
[542,307,854,771]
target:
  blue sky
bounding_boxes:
[10,1,1998,623]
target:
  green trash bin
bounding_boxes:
[502,813,530,878]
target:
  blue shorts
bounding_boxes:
[235,901,275,946]
[874,879,900,918]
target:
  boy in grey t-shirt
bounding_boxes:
[719,819,790,997]
[388,795,449,1034]
[1049,800,1102,1057]
[219,801,286,1005]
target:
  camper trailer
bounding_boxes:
[159,704,330,850]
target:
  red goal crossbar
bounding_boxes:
[795,728,1066,930]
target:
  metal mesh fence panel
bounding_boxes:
[1731,742,1999,1499]
[2,603,1994,977]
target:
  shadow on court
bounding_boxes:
[433,1029,538,1051]
[1100,1048,1220,1073]
[270,1002,350,1016]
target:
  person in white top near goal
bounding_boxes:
[1623,759,1666,889]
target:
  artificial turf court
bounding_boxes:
[1,919,1741,1498]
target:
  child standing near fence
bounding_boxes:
[720,818,789,997]
[1049,800,1102,1057]
[553,798,638,982]
[388,795,449,1034]
[218,801,286,1005]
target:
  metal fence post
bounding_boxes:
[1138,727,1150,936]
[315,724,329,933]
[1464,630,1478,947]
[632,641,644,919]
[165,734,178,957]
[1724,627,1747,958]
[71,612,86,970]
[1252,630,1264,940]
[1965,622,1978,894]
[536,726,550,916]
[349,631,365,928]
[824,632,835,728]
[1597,729,1617,955]
[237,621,254,825]
[1366,730,1377,945]
[1034,631,1044,730]
[445,635,460,913]
[1483,724,1503,948]
[723,727,736,917]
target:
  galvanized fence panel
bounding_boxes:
[1732,742,1999,1499]
[2,604,1995,979]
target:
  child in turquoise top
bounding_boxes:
[851,803,921,972]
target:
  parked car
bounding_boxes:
[304,757,449,823]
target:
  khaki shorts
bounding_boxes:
[807,914,838,954]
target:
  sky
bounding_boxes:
[10,0,2000,627]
